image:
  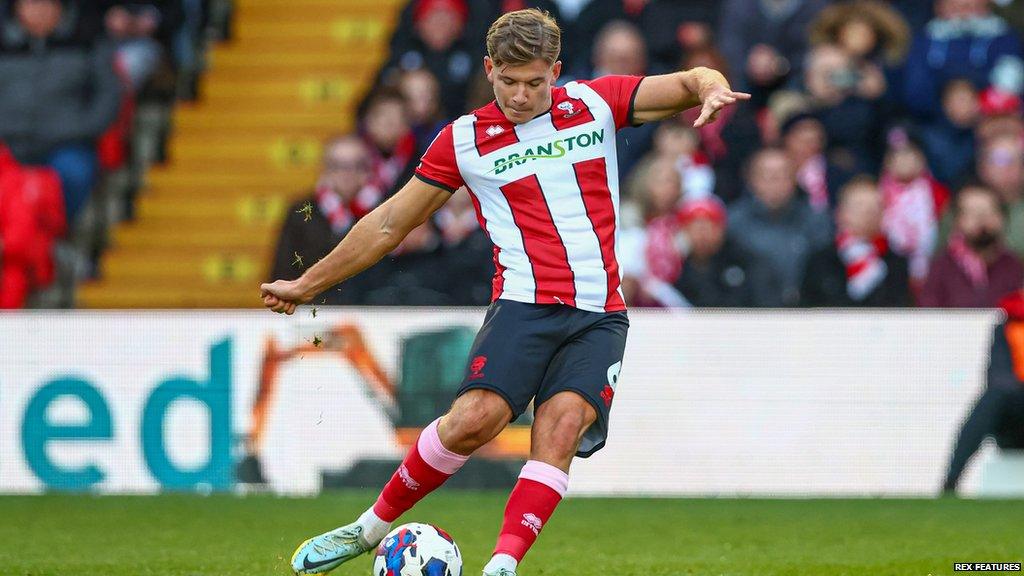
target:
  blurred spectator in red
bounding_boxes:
[0,143,66,308]
[801,176,912,307]
[780,112,855,213]
[435,187,494,305]
[920,182,1024,307]
[0,0,122,223]
[270,135,376,304]
[975,85,1024,143]
[902,0,1023,120]
[398,68,446,153]
[360,89,417,211]
[803,44,887,172]
[651,123,714,201]
[717,0,830,98]
[620,156,687,307]
[921,79,980,185]
[879,126,949,286]
[379,0,476,117]
[975,132,1024,258]
[674,196,781,307]
[728,147,832,306]
[99,0,183,91]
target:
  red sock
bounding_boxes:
[372,418,468,522]
[493,460,569,561]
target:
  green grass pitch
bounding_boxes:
[0,492,1021,575]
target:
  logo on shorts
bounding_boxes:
[485,125,505,138]
[521,513,543,535]
[469,355,487,380]
[398,465,419,490]
[602,361,622,407]
[557,101,578,118]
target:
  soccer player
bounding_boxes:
[261,9,748,576]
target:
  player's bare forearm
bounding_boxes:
[297,204,405,297]
[260,177,451,312]
[632,67,750,126]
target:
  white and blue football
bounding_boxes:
[372,522,462,576]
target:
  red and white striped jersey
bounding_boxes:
[414,74,644,313]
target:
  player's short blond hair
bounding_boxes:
[486,9,561,67]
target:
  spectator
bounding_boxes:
[809,0,910,113]
[360,89,418,212]
[902,0,1024,119]
[638,0,720,73]
[0,0,122,223]
[270,135,375,304]
[100,0,184,91]
[620,156,688,307]
[435,187,494,305]
[975,132,1024,258]
[921,79,980,185]
[801,177,912,307]
[780,112,855,213]
[651,123,715,201]
[810,1,910,69]
[378,0,476,117]
[718,0,830,98]
[879,127,949,286]
[674,196,781,307]
[728,147,832,306]
[398,68,446,153]
[803,44,886,172]
[942,289,1024,494]
[975,85,1024,144]
[920,183,1024,307]
[588,20,654,176]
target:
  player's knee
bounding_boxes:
[537,400,596,458]
[442,391,510,452]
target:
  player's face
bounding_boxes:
[485,57,562,124]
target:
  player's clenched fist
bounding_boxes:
[260,279,310,315]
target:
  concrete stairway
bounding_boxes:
[78,0,401,308]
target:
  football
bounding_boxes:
[372,523,463,576]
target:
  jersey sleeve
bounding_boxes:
[582,75,645,130]
[413,123,464,193]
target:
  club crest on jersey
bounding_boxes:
[485,125,505,138]
[489,129,605,175]
[557,100,579,118]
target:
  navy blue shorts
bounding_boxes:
[456,300,628,458]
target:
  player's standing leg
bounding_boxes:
[482,312,627,576]
[291,390,511,575]
[482,392,595,576]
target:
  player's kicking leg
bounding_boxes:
[291,390,511,574]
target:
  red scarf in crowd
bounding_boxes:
[948,233,989,289]
[837,231,889,301]
[880,172,949,282]
[644,214,684,284]
[315,185,354,235]
[797,154,829,212]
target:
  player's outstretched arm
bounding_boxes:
[260,177,452,314]
[631,66,751,128]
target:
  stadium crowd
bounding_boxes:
[271,0,1024,308]
[0,0,221,308]
[5,0,1024,310]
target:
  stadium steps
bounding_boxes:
[78,0,400,308]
